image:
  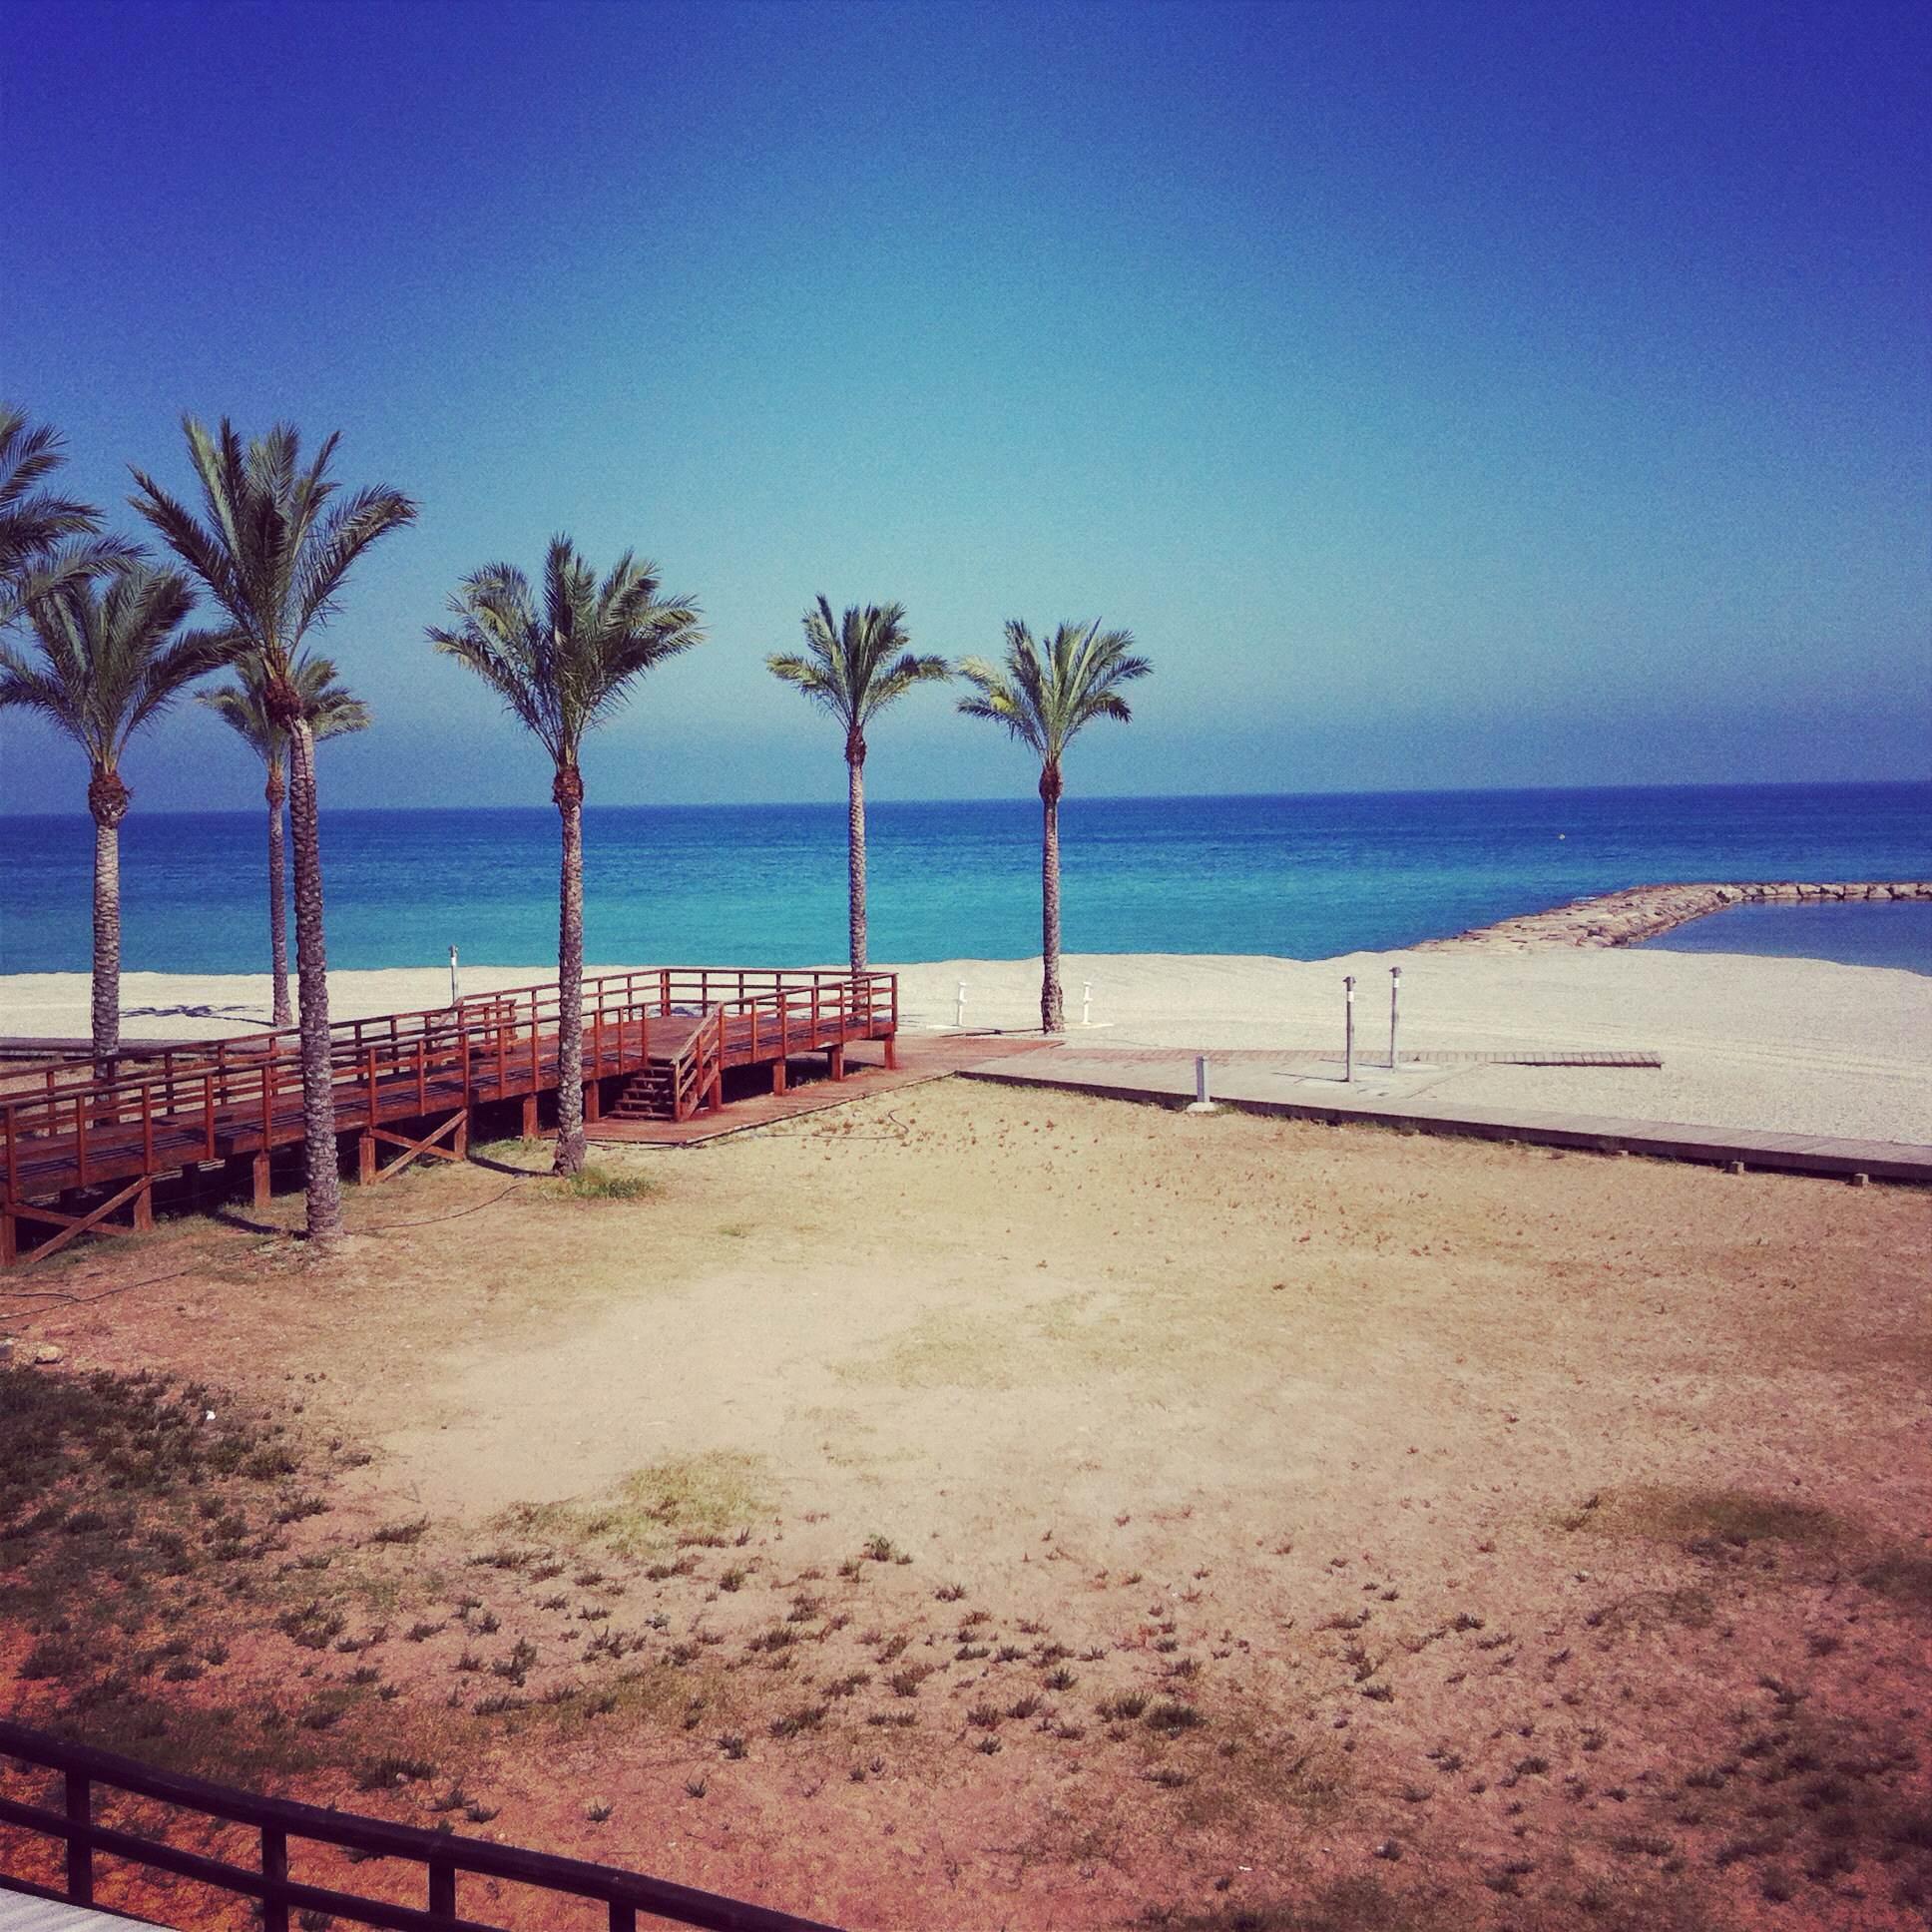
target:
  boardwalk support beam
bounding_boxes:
[1,1176,154,1270]
[366,1110,470,1184]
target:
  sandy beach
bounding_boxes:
[4,944,1928,1145]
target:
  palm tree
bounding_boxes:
[428,537,704,1175]
[131,419,416,1246]
[766,598,948,973]
[0,404,136,627]
[958,620,1151,1032]
[0,565,231,1062]
[201,658,371,1030]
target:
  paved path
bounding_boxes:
[959,1045,1932,1184]
[0,1890,154,1928]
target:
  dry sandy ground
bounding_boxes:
[2,1077,1928,1930]
[5,943,1930,1142]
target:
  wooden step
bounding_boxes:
[609,1063,680,1122]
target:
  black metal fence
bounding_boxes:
[0,1718,841,1931]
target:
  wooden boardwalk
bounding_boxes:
[1,968,896,1267]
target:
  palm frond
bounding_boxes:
[0,405,119,622]
[431,537,704,773]
[770,597,943,736]
[200,650,372,763]
[956,621,1149,768]
[0,561,221,766]
[134,416,412,681]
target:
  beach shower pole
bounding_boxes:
[1389,965,1401,1070]
[955,980,967,1028]
[1344,975,1355,1082]
[449,946,460,1008]
[1082,980,1093,1027]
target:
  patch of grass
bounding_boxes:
[503,1452,768,1559]
[1583,1485,1842,1549]
[557,1163,660,1203]
[354,1754,435,1791]
[1857,1549,1932,1613]
[769,1704,827,1739]
[369,1518,429,1547]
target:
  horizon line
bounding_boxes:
[2,775,1930,823]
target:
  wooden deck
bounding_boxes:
[0,968,896,1267]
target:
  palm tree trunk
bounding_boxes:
[285,716,344,1242]
[265,759,291,1029]
[846,746,867,975]
[87,768,127,1070]
[553,765,587,1175]
[1039,764,1064,1033]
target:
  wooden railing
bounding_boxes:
[1,969,898,1202]
[0,1718,841,1931]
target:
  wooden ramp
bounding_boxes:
[0,967,896,1267]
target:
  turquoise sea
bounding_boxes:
[1,783,1927,977]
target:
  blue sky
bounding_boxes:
[3,0,1927,812]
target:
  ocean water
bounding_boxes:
[1643,899,1932,974]
[0,783,1926,976]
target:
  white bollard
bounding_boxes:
[1186,1055,1217,1114]
[955,980,967,1029]
[1344,974,1355,1082]
[1082,979,1093,1027]
[449,945,460,1008]
[1389,965,1401,1070]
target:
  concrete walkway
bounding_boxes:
[960,1046,1932,1184]
[0,1889,154,1929]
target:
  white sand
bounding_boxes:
[3,947,1927,1144]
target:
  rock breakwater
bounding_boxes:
[1425,881,1932,951]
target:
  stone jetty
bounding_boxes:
[1424,881,1932,951]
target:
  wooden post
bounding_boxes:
[358,1132,377,1185]
[884,1034,899,1071]
[828,1043,846,1082]
[252,1153,271,1212]
[521,1094,539,1139]
[585,1079,601,1123]
[429,1852,456,1917]
[260,1823,289,1932]
[771,1058,787,1097]
[132,1179,153,1234]
[1,1203,15,1270]
[65,1767,92,1902]
[453,1110,470,1160]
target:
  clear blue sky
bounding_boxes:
[3,0,1927,812]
